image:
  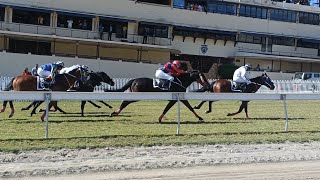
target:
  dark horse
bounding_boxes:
[105,70,209,123]
[193,73,275,118]
[20,71,115,117]
[1,69,82,120]
[77,71,115,116]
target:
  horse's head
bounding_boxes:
[251,73,275,90]
[94,72,115,86]
[189,70,209,87]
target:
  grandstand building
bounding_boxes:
[0,0,319,79]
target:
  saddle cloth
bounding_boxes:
[153,79,160,88]
[36,76,46,90]
[231,81,242,92]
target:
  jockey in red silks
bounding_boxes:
[155,60,187,90]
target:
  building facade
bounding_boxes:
[0,0,319,78]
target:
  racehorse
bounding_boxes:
[193,73,275,118]
[1,68,82,120]
[77,71,115,116]
[20,71,115,117]
[105,70,209,123]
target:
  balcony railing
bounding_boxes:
[0,22,171,46]
[237,47,320,59]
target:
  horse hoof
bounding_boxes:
[108,106,113,109]
[198,117,204,121]
[227,113,232,116]
[21,108,27,111]
[30,113,36,117]
[110,112,117,117]
[193,106,199,109]
[8,113,14,118]
[205,111,211,114]
[0,109,5,113]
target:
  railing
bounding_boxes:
[237,47,320,59]
[2,76,320,93]
[0,22,171,46]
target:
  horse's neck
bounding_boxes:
[176,74,195,87]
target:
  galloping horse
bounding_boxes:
[78,71,115,116]
[193,73,275,118]
[105,70,209,123]
[1,68,82,120]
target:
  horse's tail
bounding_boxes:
[104,79,135,92]
[3,77,15,91]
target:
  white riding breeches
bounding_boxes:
[60,65,80,74]
[37,68,51,78]
[155,70,174,81]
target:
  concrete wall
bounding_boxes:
[0,52,160,78]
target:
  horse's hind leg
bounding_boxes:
[52,102,66,114]
[193,101,206,109]
[181,100,203,121]
[159,101,176,123]
[99,101,113,109]
[31,101,43,116]
[227,101,248,118]
[21,101,35,111]
[110,101,137,117]
[88,101,101,108]
[8,101,14,118]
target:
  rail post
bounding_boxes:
[281,94,289,131]
[44,93,51,139]
[173,93,184,135]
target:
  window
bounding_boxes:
[0,7,4,21]
[207,1,237,15]
[238,33,265,44]
[239,5,268,19]
[9,38,51,55]
[270,9,296,23]
[12,8,50,26]
[137,0,170,5]
[299,12,319,25]
[297,39,319,49]
[271,36,295,46]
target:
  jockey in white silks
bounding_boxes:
[232,64,252,91]
[60,64,89,91]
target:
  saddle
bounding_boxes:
[231,81,247,93]
[37,77,51,91]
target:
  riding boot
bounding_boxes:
[159,79,171,90]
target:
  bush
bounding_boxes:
[218,64,239,79]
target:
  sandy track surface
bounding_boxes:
[2,142,320,179]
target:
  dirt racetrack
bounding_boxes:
[2,142,320,179]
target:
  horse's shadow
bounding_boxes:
[143,121,251,125]
[231,117,305,121]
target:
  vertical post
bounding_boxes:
[176,94,181,135]
[282,94,289,131]
[45,93,51,139]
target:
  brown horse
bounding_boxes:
[193,73,275,118]
[1,69,81,120]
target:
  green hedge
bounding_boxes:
[218,64,239,79]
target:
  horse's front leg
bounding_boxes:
[1,101,8,112]
[206,101,215,114]
[110,101,137,117]
[181,100,203,121]
[244,101,249,119]
[41,101,54,121]
[159,100,176,123]
[21,101,36,111]
[193,101,206,109]
[99,101,113,109]
[88,101,101,108]
[81,101,86,117]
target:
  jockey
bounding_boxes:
[155,60,187,90]
[233,64,252,92]
[62,64,90,91]
[22,67,31,76]
[37,61,64,86]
